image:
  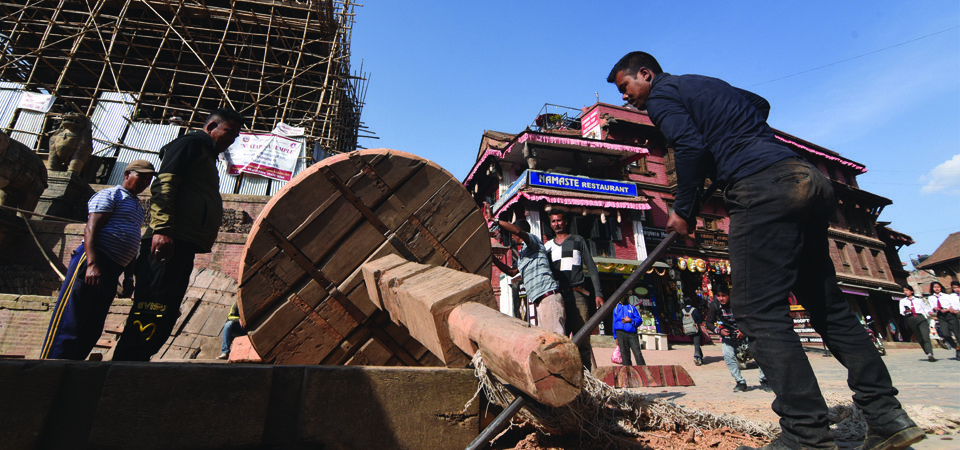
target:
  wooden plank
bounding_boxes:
[440,212,491,276]
[674,365,696,386]
[320,322,372,366]
[346,338,393,366]
[662,365,677,386]
[592,366,696,388]
[264,318,343,365]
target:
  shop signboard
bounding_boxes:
[581,108,602,140]
[696,230,729,249]
[643,226,669,245]
[791,304,824,344]
[491,170,528,214]
[528,170,637,197]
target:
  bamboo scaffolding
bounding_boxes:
[0,0,365,158]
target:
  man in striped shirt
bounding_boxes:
[39,160,156,360]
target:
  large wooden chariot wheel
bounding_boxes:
[238,149,492,365]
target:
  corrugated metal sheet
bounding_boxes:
[9,110,45,148]
[90,92,137,157]
[218,159,238,195]
[0,82,25,130]
[107,122,182,185]
[238,173,270,196]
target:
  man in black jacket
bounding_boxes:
[113,108,243,361]
[608,52,920,450]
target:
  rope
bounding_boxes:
[0,204,85,223]
[20,215,66,281]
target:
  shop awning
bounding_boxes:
[837,282,904,299]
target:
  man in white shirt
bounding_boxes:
[899,285,935,361]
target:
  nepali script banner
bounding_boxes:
[224,133,302,181]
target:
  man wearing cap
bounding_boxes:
[113,108,243,361]
[39,159,156,360]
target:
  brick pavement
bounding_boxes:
[592,335,959,449]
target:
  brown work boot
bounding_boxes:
[861,415,925,450]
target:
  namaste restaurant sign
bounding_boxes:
[528,171,637,197]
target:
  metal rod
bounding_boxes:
[464,392,527,450]
[466,184,717,450]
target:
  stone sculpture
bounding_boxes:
[47,112,93,176]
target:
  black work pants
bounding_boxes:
[726,158,904,449]
[616,331,645,366]
[903,315,932,355]
[113,238,197,361]
[936,312,959,350]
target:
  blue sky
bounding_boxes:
[351,1,959,268]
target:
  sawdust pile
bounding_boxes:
[471,351,776,449]
[470,352,960,450]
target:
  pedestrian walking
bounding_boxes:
[607,51,922,450]
[928,281,959,358]
[39,160,156,360]
[682,298,704,366]
[705,285,768,392]
[113,108,243,361]
[900,285,935,361]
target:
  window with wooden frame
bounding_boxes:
[836,241,852,273]
[872,249,886,274]
[625,156,654,176]
[700,216,721,231]
[854,245,870,272]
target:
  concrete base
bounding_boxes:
[0,361,480,450]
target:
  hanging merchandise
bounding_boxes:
[695,258,706,273]
[687,257,697,272]
[677,258,687,271]
[701,273,712,299]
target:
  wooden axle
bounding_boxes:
[362,254,583,407]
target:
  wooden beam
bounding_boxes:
[362,255,583,407]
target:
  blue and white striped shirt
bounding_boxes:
[88,185,145,266]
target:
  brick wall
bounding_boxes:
[0,294,133,359]
[1,191,270,295]
[0,295,54,357]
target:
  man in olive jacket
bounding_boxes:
[113,108,243,361]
